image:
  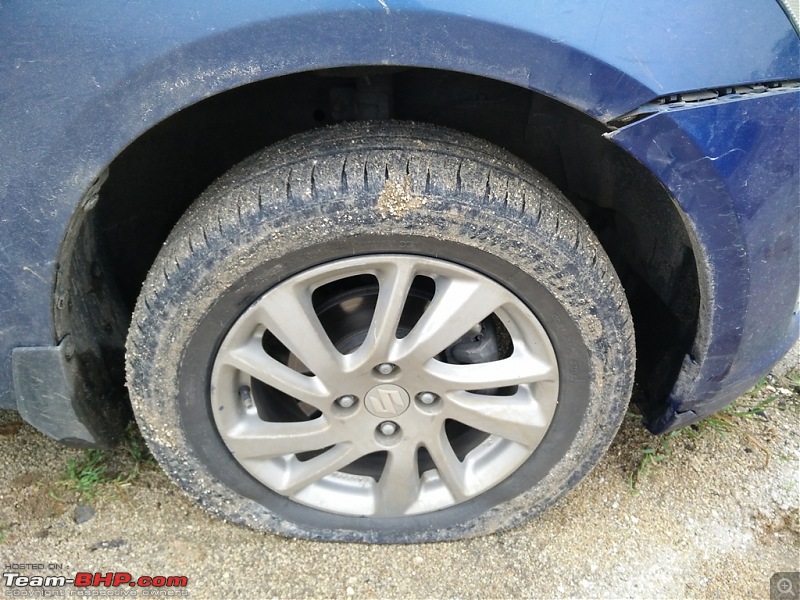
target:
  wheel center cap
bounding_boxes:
[364,384,410,418]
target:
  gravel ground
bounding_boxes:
[1,370,798,599]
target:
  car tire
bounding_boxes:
[126,121,634,543]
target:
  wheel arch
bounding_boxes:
[52,64,701,444]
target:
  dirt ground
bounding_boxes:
[1,370,798,599]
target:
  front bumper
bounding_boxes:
[609,88,800,433]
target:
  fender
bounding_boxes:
[0,0,797,408]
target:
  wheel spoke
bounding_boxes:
[425,348,554,391]
[374,442,422,516]
[349,261,416,368]
[424,426,470,502]
[280,444,363,496]
[222,337,329,407]
[224,416,341,460]
[255,283,343,380]
[442,389,550,448]
[393,277,507,363]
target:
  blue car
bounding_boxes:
[1,1,797,542]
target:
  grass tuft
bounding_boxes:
[58,449,110,502]
[52,421,157,504]
[628,376,791,490]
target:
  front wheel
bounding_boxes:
[126,121,634,543]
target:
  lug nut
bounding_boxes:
[336,395,357,408]
[378,421,398,436]
[376,363,396,375]
[417,391,437,405]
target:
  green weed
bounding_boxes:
[53,422,156,504]
[628,377,785,490]
[122,421,156,466]
[59,449,110,502]
[628,429,685,491]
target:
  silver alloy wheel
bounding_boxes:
[211,255,559,517]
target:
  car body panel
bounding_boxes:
[0,1,798,417]
[609,88,800,431]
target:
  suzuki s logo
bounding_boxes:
[364,384,411,417]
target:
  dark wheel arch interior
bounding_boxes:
[54,66,699,433]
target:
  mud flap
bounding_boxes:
[11,336,127,447]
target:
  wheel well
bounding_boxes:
[55,67,699,428]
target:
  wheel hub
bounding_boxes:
[363,384,410,418]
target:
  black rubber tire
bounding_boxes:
[126,121,635,543]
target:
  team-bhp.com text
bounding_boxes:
[3,573,189,597]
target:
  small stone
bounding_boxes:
[74,504,95,524]
[413,556,424,565]
[346,587,355,596]
[88,539,126,551]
